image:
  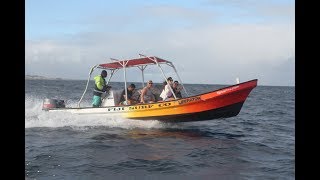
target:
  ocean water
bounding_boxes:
[25,79,295,180]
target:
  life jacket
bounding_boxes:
[93,75,106,96]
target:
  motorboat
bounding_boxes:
[42,54,258,122]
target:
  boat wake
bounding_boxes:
[25,95,170,129]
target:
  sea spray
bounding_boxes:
[25,95,175,129]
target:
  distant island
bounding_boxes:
[25,75,63,80]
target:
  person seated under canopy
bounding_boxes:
[140,80,156,104]
[119,84,137,105]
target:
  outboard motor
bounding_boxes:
[42,98,65,110]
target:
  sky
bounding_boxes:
[25,0,295,86]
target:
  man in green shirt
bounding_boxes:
[92,70,111,107]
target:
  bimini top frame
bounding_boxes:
[77,54,189,107]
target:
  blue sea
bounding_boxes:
[25,79,295,179]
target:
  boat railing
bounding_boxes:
[77,54,189,107]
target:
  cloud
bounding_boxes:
[26,1,294,86]
[25,21,294,86]
[204,0,294,23]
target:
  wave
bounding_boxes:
[25,95,172,129]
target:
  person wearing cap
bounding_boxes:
[92,70,111,107]
[119,84,137,105]
[140,80,156,103]
[160,77,175,101]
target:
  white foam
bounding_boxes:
[25,95,171,129]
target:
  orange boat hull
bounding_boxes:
[125,79,257,122]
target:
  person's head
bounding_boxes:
[128,84,136,91]
[173,81,179,88]
[167,77,173,84]
[101,70,108,78]
[163,81,167,86]
[147,80,153,87]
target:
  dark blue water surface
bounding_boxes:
[25,79,294,179]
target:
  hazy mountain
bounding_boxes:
[25,75,63,80]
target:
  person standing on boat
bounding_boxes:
[160,77,175,101]
[92,70,111,107]
[140,80,156,103]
